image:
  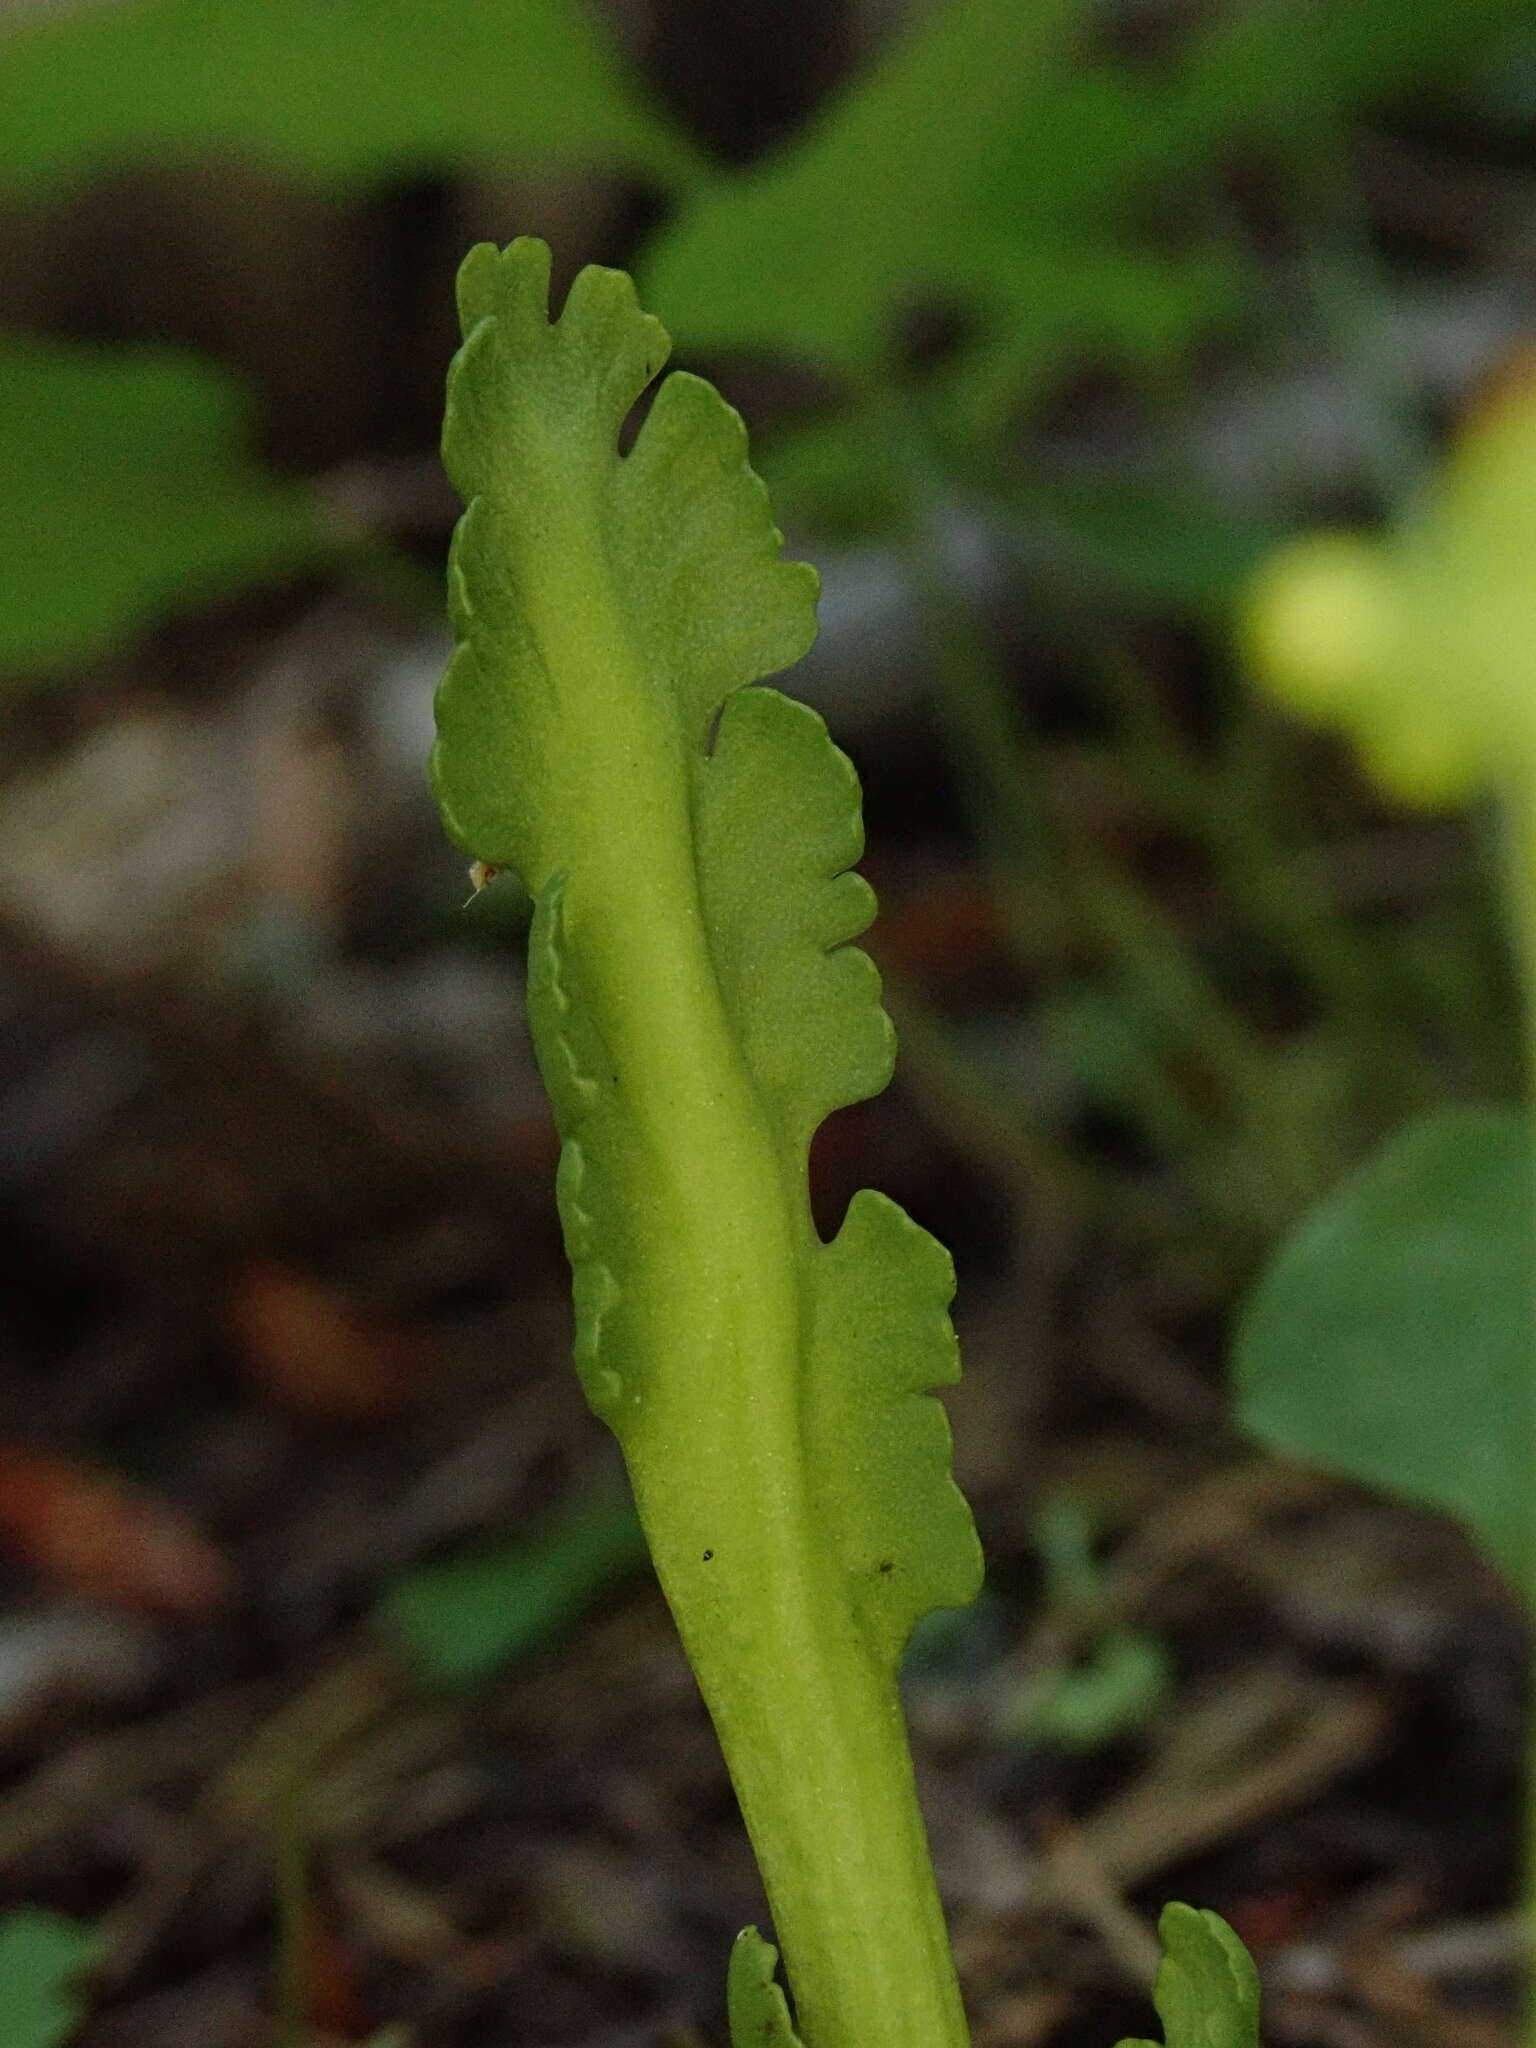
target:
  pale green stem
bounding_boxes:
[668,1573,970,2048]
[523,462,970,2048]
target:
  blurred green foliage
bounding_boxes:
[1246,382,1536,807]
[1003,1497,1171,1751]
[0,1908,99,2048]
[644,0,1234,421]
[0,338,326,671]
[0,0,698,675]
[372,1475,646,1689]
[645,0,1529,522]
[648,0,1527,392]
[3,0,1533,675]
[0,0,700,197]
[1237,1107,1534,1600]
[1236,377,1536,1614]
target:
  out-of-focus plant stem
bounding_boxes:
[1495,778,1536,2048]
[1085,624,1430,1122]
[864,384,1324,1230]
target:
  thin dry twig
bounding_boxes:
[1039,1811,1163,1987]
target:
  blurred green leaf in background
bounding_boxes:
[0,0,702,199]
[5,0,1535,677]
[1237,1106,1535,1602]
[0,0,702,678]
[0,338,327,676]
[644,0,1236,466]
[0,1908,99,2048]
[373,1477,647,1691]
[644,0,1536,573]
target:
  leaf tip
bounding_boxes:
[456,235,553,342]
[727,1926,803,2048]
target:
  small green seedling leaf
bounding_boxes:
[0,337,325,676]
[0,1907,100,2048]
[0,0,701,197]
[727,1928,805,2048]
[371,1478,646,1689]
[1001,1496,1171,1750]
[1010,1629,1171,1752]
[1236,1105,1534,1600]
[1116,1903,1261,2048]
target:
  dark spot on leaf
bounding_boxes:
[878,1560,893,1574]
